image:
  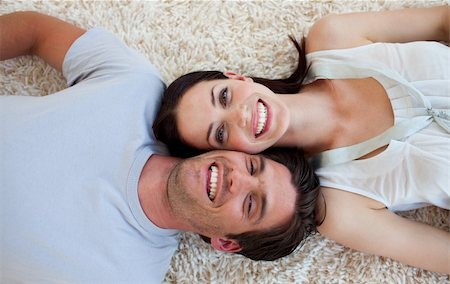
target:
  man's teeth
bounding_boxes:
[256,101,267,136]
[209,165,218,201]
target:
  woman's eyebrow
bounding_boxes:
[210,86,215,107]
[207,124,213,145]
[206,85,216,146]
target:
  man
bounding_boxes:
[1,12,319,283]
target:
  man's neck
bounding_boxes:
[137,154,181,230]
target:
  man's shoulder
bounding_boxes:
[63,27,163,85]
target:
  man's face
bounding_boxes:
[167,150,297,240]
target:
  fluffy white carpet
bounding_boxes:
[1,1,448,283]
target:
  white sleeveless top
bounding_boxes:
[306,42,450,212]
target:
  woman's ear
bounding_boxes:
[210,237,242,253]
[223,71,253,82]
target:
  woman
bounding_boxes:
[154,6,449,273]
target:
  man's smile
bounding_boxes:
[207,163,218,201]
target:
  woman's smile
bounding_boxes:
[254,99,271,138]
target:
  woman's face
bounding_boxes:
[176,74,290,154]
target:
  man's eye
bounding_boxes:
[248,195,253,214]
[216,125,225,144]
[219,87,228,107]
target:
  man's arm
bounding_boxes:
[0,11,86,72]
[307,5,449,52]
[318,188,450,273]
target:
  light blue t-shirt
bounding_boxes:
[1,28,179,283]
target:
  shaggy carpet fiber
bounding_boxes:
[1,0,449,283]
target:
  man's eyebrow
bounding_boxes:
[259,155,266,173]
[254,155,267,225]
[255,193,267,225]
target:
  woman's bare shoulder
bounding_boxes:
[305,14,371,54]
[317,186,386,236]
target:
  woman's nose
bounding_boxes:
[232,104,248,128]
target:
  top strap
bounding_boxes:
[315,116,432,168]
[308,59,449,168]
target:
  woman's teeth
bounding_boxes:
[256,101,267,136]
[208,165,218,201]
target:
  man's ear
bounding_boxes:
[210,237,242,253]
[223,71,253,82]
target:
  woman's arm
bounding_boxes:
[0,11,85,72]
[306,5,449,53]
[318,187,450,273]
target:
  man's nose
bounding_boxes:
[227,169,257,195]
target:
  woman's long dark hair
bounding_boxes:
[153,36,309,158]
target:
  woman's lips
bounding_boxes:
[255,99,269,138]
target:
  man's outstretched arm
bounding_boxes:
[0,11,85,72]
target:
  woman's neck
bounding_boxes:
[275,79,343,156]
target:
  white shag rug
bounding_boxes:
[1,1,449,283]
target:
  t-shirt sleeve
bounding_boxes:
[62,28,162,86]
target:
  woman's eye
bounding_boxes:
[248,195,253,214]
[216,125,225,144]
[219,87,228,107]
